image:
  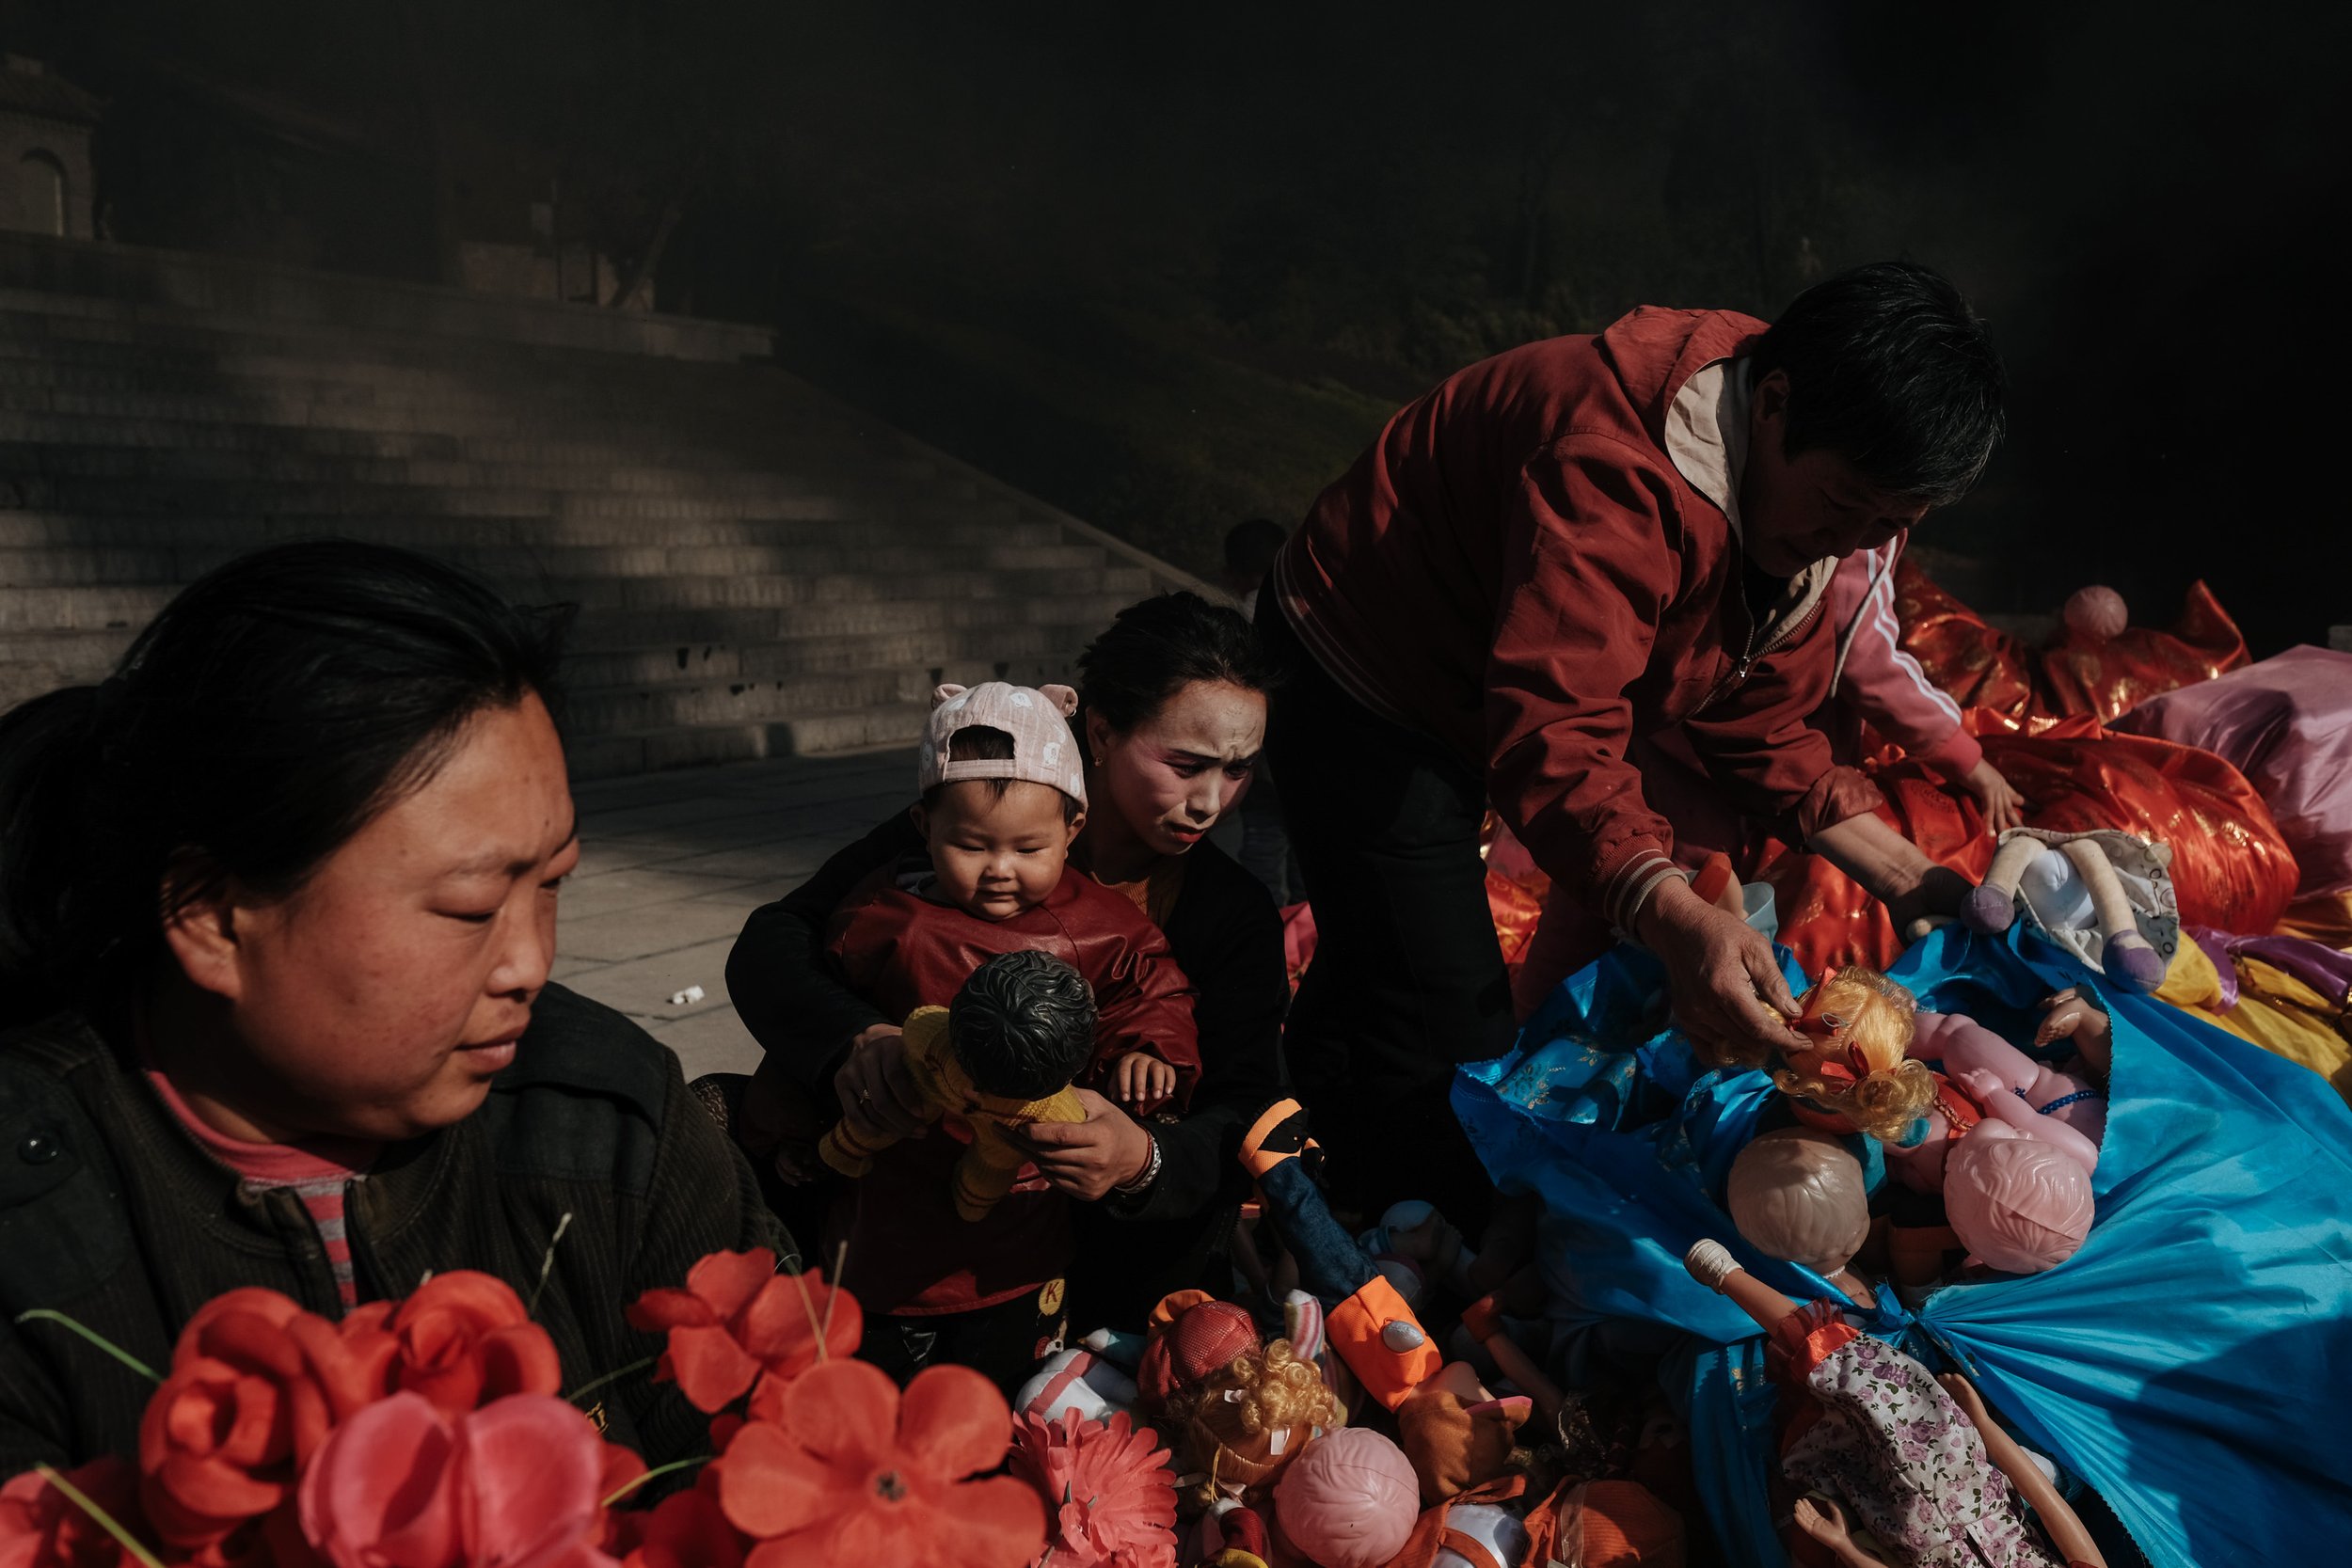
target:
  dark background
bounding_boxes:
[8,0,2344,650]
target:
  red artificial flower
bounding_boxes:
[624,1252,860,1415]
[342,1272,564,1418]
[0,1456,146,1568]
[711,1359,1042,1568]
[138,1289,387,1564]
[619,1476,745,1568]
[1009,1410,1179,1568]
[297,1391,619,1568]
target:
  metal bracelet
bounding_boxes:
[1113,1131,1162,1195]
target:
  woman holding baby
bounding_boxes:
[727,593,1288,1386]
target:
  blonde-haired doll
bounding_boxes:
[1773,966,1937,1144]
[1166,1338,1344,1507]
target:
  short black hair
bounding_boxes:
[1223,517,1289,578]
[949,949,1098,1100]
[1075,592,1284,736]
[1750,261,2006,506]
[918,725,1083,824]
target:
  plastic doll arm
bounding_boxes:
[1459,1291,1565,1427]
[1954,1070,2103,1170]
[1912,1009,2037,1088]
[1937,1373,2106,1567]
[1684,1241,1802,1331]
[2036,989,2113,1083]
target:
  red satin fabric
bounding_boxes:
[1763,719,2298,976]
[1894,561,2249,728]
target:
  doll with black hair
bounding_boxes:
[820,949,1099,1221]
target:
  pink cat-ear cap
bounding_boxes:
[919,680,1088,808]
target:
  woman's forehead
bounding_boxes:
[1135,679,1265,753]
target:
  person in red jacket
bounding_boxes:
[1258,261,2006,1223]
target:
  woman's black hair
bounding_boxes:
[949,948,1098,1100]
[1749,261,2007,506]
[1073,591,1283,735]
[0,540,570,1027]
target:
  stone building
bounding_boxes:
[0,56,100,240]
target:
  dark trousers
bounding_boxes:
[1257,594,1510,1232]
[860,1281,1067,1397]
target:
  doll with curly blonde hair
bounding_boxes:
[1167,1338,1345,1505]
[1773,966,1937,1144]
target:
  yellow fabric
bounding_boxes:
[2156,943,2352,1104]
[816,1006,1089,1216]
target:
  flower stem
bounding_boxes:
[568,1354,659,1405]
[529,1211,575,1317]
[601,1454,711,1509]
[36,1465,167,1568]
[13,1310,162,1385]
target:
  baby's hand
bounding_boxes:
[2036,988,2111,1048]
[1115,1053,1176,1105]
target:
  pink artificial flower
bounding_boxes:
[0,1456,148,1568]
[711,1359,1042,1568]
[624,1252,860,1415]
[297,1391,620,1568]
[341,1272,564,1418]
[1009,1411,1178,1568]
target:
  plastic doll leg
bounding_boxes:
[1963,836,2048,934]
[818,1117,902,1179]
[951,1125,1030,1221]
[2058,838,2166,992]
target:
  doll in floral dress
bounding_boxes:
[1684,1240,2106,1568]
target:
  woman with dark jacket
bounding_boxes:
[726,593,1287,1334]
[0,542,783,1479]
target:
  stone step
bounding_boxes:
[0,508,1065,552]
[0,578,1144,642]
[565,703,935,780]
[560,592,1143,651]
[559,621,1077,690]
[562,656,1080,737]
[0,539,1108,589]
[0,618,1094,717]
[0,237,1219,777]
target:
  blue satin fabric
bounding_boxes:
[1453,924,2352,1567]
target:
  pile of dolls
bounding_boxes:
[1013,1179,1700,1568]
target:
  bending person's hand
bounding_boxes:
[1636,877,1804,1066]
[1961,756,2027,834]
[832,1023,927,1145]
[1016,1089,1153,1202]
[1809,812,1970,942]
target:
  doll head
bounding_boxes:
[1774,967,1936,1144]
[1945,1121,2095,1273]
[948,949,1098,1101]
[1395,1361,1532,1505]
[1271,1428,1421,1568]
[1725,1127,1871,1273]
[1167,1338,1343,1504]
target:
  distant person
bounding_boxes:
[1259,261,2007,1224]
[0,542,781,1476]
[1223,518,1303,903]
[1223,517,1290,617]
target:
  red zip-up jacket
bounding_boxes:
[1275,307,1884,929]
